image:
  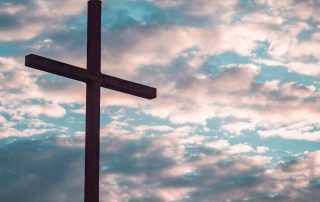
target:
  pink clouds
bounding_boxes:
[101,23,276,77]
[258,121,320,141]
[0,0,319,178]
[0,0,86,42]
[2,50,319,141]
[148,0,237,22]
[1,1,320,201]
[222,121,256,135]
[94,131,317,201]
[6,132,319,201]
[205,139,230,150]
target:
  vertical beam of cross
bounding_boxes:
[85,0,101,202]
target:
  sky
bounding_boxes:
[1,0,320,201]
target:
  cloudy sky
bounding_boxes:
[1,0,320,201]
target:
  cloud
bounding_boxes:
[227,143,255,154]
[2,41,319,141]
[21,103,66,118]
[205,139,230,150]
[258,121,320,141]
[256,146,270,154]
[250,1,320,70]
[1,1,320,201]
[144,61,319,128]
[99,133,260,201]
[258,0,320,22]
[97,133,320,201]
[222,121,256,135]
[135,124,174,133]
[149,0,237,22]
[0,138,84,202]
[101,23,279,76]
[1,127,320,202]
[0,57,69,115]
[0,0,86,42]
[241,12,285,25]
[7,0,316,129]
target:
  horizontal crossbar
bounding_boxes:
[26,54,93,82]
[25,54,156,99]
[101,74,156,99]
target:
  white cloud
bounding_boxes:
[136,125,174,133]
[22,103,66,118]
[1,129,320,202]
[149,0,237,22]
[0,3,24,15]
[205,139,230,150]
[256,146,270,154]
[259,121,320,141]
[33,0,85,18]
[242,12,285,25]
[227,143,255,154]
[286,61,320,77]
[259,0,294,7]
[0,0,86,42]
[2,51,319,141]
[222,121,256,135]
[101,23,277,76]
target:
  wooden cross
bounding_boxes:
[24,0,156,201]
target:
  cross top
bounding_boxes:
[25,1,156,202]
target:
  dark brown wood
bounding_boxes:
[85,82,100,202]
[24,0,156,201]
[84,0,101,202]
[25,54,94,82]
[101,74,156,99]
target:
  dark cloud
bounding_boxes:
[0,14,21,29]
[101,138,174,175]
[0,138,84,202]
[1,134,320,202]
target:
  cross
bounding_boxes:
[24,0,156,201]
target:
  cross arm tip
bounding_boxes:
[148,88,157,100]
[25,54,35,66]
[24,54,92,83]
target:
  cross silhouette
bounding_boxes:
[24,0,156,201]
